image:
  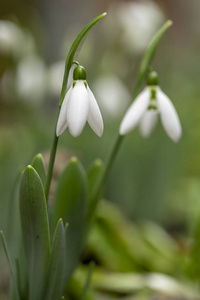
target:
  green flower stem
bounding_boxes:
[102,134,124,183]
[45,112,60,201]
[87,134,124,224]
[131,20,172,101]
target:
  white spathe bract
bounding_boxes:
[56,80,103,138]
[120,86,182,142]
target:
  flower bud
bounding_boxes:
[147,70,159,86]
[73,65,87,80]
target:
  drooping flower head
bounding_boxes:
[119,70,182,142]
[56,64,104,138]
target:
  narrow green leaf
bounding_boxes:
[44,219,66,300]
[187,220,200,281]
[87,159,103,198]
[6,168,29,300]
[31,153,46,187]
[86,159,104,230]
[81,262,95,300]
[132,20,172,100]
[15,258,28,300]
[59,12,107,106]
[6,168,23,250]
[51,157,88,282]
[0,231,20,300]
[20,165,50,300]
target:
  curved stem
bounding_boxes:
[44,13,107,201]
[87,133,124,223]
[102,133,124,183]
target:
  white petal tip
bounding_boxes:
[90,124,104,137]
[56,122,68,137]
[119,122,131,135]
[56,126,62,137]
[96,130,103,137]
[69,132,80,138]
[93,123,104,137]
[68,127,83,138]
[119,128,125,136]
[171,132,182,143]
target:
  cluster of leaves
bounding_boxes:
[62,200,199,300]
[1,153,104,300]
[68,201,199,299]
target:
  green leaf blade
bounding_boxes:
[0,231,20,300]
[44,218,66,300]
[20,165,50,300]
[86,159,104,230]
[51,157,88,283]
[31,153,46,188]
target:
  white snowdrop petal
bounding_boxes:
[56,87,72,136]
[67,81,89,137]
[139,110,158,137]
[119,87,150,135]
[87,86,104,137]
[157,89,182,142]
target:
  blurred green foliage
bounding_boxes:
[1,0,200,299]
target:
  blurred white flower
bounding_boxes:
[114,0,164,53]
[47,61,76,97]
[0,20,36,58]
[16,56,47,103]
[47,61,64,96]
[0,21,24,56]
[120,86,182,143]
[93,75,130,118]
[56,66,103,138]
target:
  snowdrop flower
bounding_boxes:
[120,71,182,142]
[56,65,103,138]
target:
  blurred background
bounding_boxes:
[0,0,200,298]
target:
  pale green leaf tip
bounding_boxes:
[27,165,33,171]
[166,19,173,26]
[0,230,3,235]
[58,218,63,223]
[70,156,78,163]
[36,153,43,159]
[94,159,102,167]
